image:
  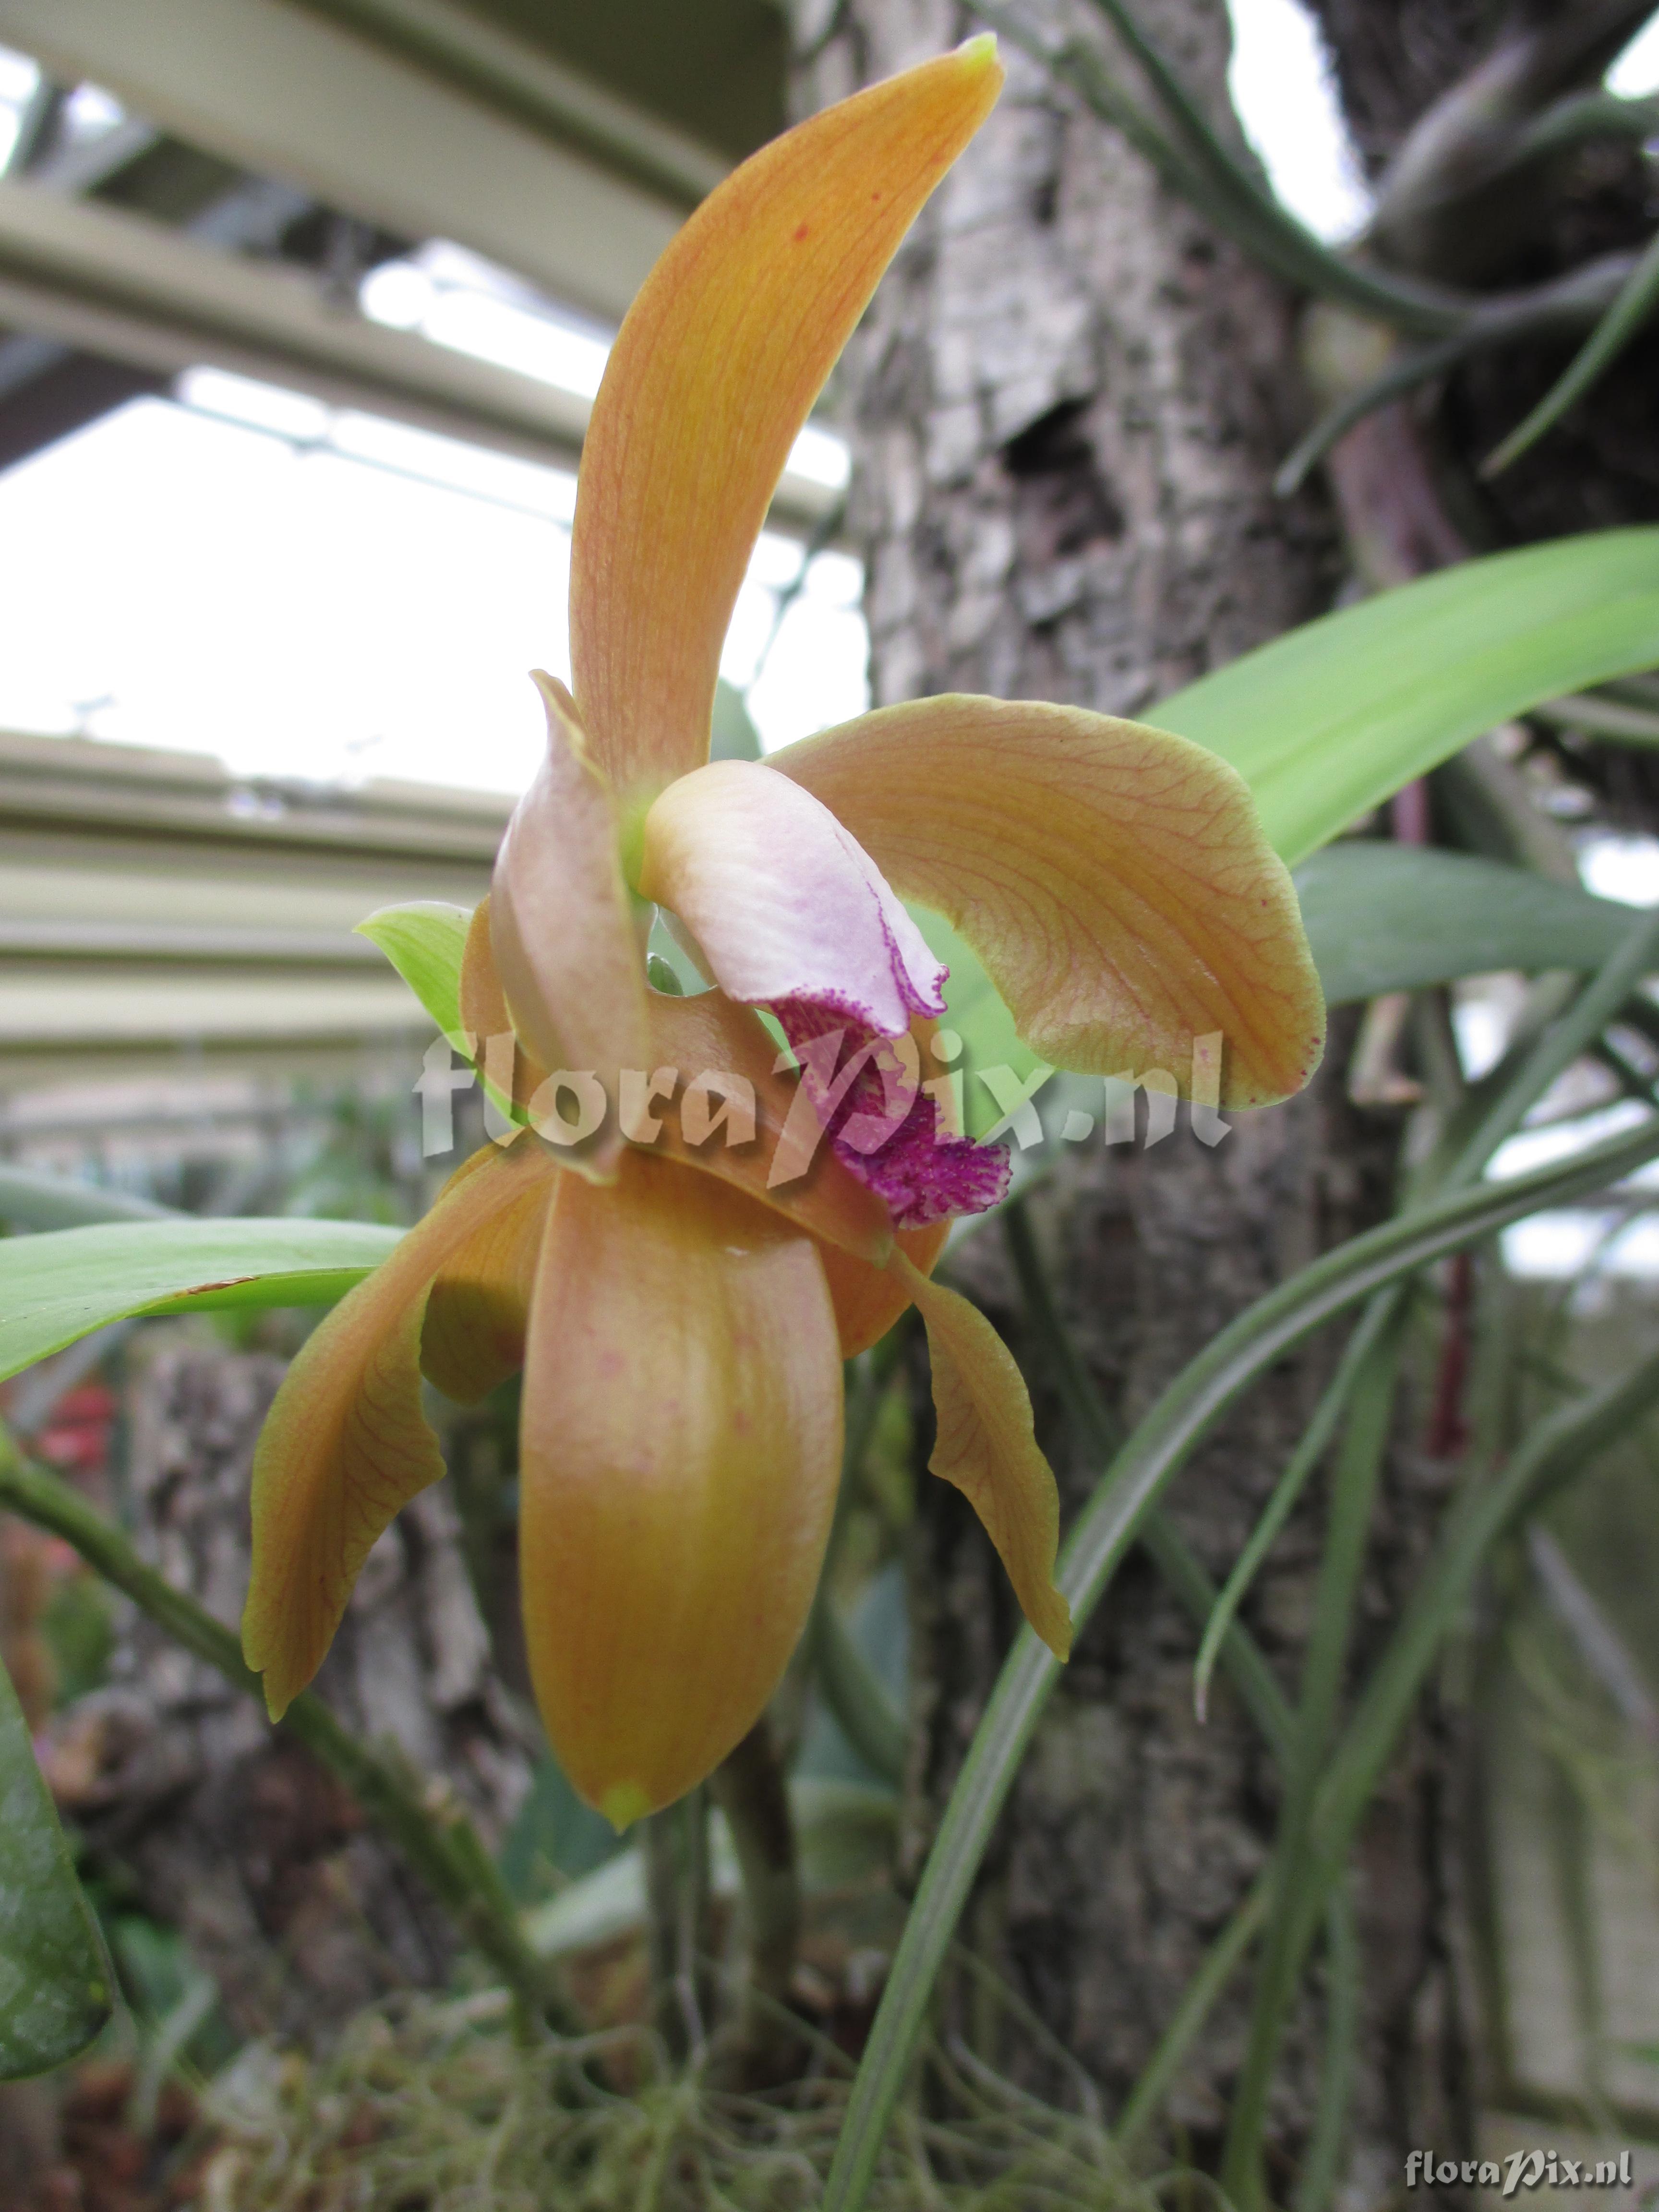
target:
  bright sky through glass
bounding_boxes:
[0,41,39,168]
[0,216,867,791]
[1609,12,1659,96]
[0,375,868,790]
[1226,0,1371,242]
[0,0,1651,813]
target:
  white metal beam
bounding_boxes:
[0,0,683,325]
[0,181,840,526]
[289,0,732,207]
[0,179,592,471]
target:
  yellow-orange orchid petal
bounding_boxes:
[817,1222,948,1356]
[569,39,1002,798]
[775,696,1326,1108]
[242,1137,559,1717]
[489,673,648,1170]
[459,895,548,1112]
[640,758,945,1033]
[890,1250,1071,1659]
[459,895,506,1048]
[518,1151,843,1824]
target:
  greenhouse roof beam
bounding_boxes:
[0,0,699,326]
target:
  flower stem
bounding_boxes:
[644,1787,713,2057]
[0,1421,565,2032]
[709,1715,802,2066]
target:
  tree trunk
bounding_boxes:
[792,0,1468,2185]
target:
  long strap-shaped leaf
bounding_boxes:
[0,1216,402,1382]
[821,1107,1659,2212]
[1154,529,1659,866]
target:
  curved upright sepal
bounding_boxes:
[570,41,1003,796]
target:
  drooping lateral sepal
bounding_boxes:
[890,1249,1072,1659]
[242,1137,559,1718]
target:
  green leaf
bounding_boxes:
[357,901,473,1048]
[1155,530,1659,866]
[0,1653,110,2078]
[0,1218,401,1382]
[1297,843,1635,1005]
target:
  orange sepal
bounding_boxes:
[890,1249,1071,1659]
[242,1137,559,1717]
[517,1151,843,1823]
[775,695,1326,1108]
[570,40,1002,797]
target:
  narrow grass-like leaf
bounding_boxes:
[1532,691,1659,746]
[1484,228,1659,477]
[1002,1202,1292,1755]
[1155,530,1659,866]
[1081,0,1464,337]
[1302,1348,1659,1954]
[1455,906,1659,1171]
[1293,1887,1361,2212]
[974,0,1465,338]
[1274,335,1469,495]
[822,1110,1659,2212]
[0,1651,109,2079]
[1192,1301,1393,1720]
[0,1217,401,1381]
[1216,905,1659,2198]
[1114,1874,1269,2150]
[1221,1313,1404,2208]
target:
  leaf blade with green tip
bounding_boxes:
[357,902,474,1049]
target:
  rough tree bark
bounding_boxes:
[39,1334,534,2042]
[791,0,1468,2189]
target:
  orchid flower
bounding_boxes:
[241,38,1324,1830]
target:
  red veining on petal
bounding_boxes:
[774,999,1009,1229]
